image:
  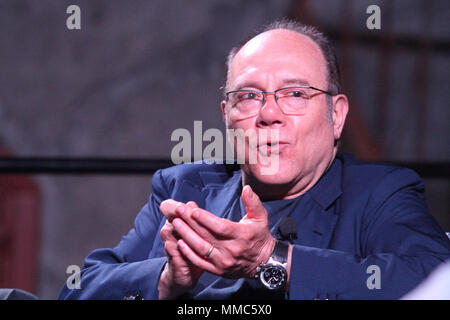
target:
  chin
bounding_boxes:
[245,161,300,186]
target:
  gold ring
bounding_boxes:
[204,244,214,259]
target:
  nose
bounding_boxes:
[256,93,285,127]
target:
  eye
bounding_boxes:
[239,92,258,100]
[287,90,306,98]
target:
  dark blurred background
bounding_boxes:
[0,0,448,299]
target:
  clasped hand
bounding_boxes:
[158,185,276,298]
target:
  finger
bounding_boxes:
[177,239,219,275]
[160,199,186,222]
[190,208,237,238]
[186,201,199,208]
[160,221,173,241]
[241,185,267,221]
[164,238,182,259]
[160,221,181,242]
[173,218,214,258]
[179,204,216,241]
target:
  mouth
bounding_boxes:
[257,140,287,147]
[257,141,288,154]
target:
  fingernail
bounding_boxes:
[246,185,254,198]
[177,239,185,249]
[186,201,197,208]
[192,209,200,219]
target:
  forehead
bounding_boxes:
[229,29,328,89]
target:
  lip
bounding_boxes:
[256,141,289,153]
[257,141,288,147]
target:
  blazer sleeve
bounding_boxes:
[288,168,450,300]
[58,169,168,300]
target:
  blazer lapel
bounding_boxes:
[175,165,242,219]
[294,158,343,249]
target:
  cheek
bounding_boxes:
[225,117,257,155]
[225,105,248,128]
[290,116,334,155]
[225,114,255,132]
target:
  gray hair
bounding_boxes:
[224,19,342,122]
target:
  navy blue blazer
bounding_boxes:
[59,153,450,300]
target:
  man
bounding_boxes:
[59,20,450,300]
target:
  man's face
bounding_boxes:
[222,29,347,196]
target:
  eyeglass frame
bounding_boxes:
[224,85,334,116]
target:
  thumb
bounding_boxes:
[241,185,267,221]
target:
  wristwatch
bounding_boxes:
[255,240,289,290]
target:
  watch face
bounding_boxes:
[259,264,287,290]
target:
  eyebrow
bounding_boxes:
[231,81,262,92]
[281,78,310,87]
[231,78,311,92]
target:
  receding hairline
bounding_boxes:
[227,28,328,89]
[241,28,325,56]
[223,20,342,96]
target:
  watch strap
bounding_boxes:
[271,240,289,264]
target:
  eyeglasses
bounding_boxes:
[225,86,333,119]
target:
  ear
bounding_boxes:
[221,100,227,123]
[331,94,349,140]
